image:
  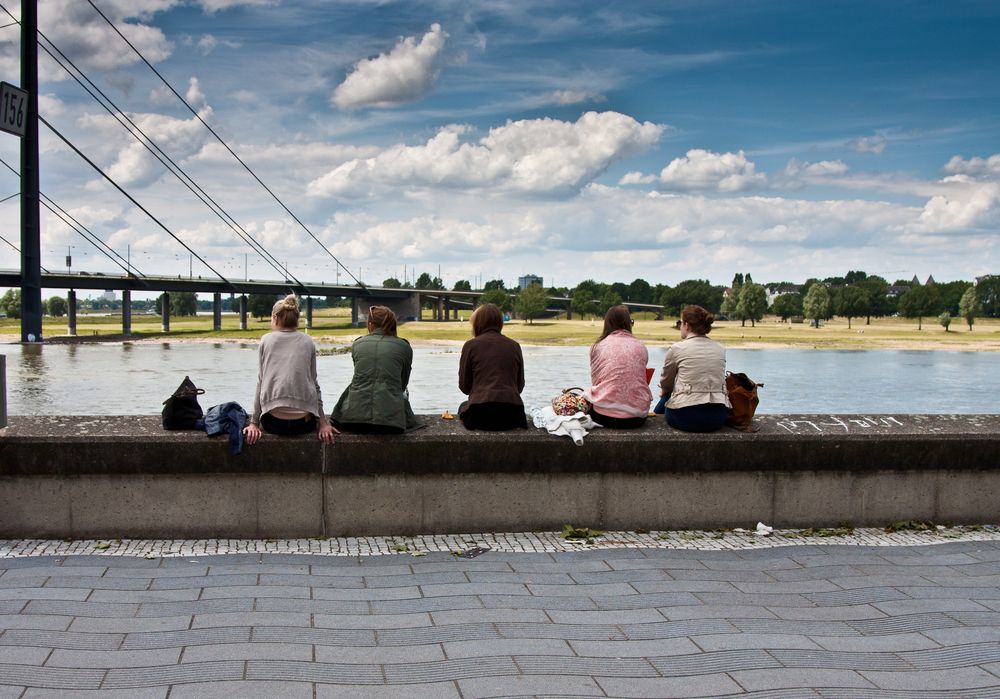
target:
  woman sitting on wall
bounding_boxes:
[656,304,731,433]
[584,304,652,429]
[330,305,420,433]
[244,294,337,445]
[457,303,527,431]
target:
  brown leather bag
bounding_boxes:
[725,371,762,430]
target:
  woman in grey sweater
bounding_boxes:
[243,295,337,445]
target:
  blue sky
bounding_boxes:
[0,0,998,292]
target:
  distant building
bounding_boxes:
[925,275,936,285]
[102,290,116,302]
[887,285,910,298]
[911,275,920,286]
[764,283,801,305]
[518,274,543,290]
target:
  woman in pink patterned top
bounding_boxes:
[584,305,653,429]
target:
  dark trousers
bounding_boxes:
[331,420,404,434]
[589,408,647,430]
[261,412,315,436]
[459,401,527,431]
[665,403,729,433]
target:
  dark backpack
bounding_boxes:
[162,376,205,430]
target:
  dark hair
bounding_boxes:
[591,304,633,357]
[681,304,714,335]
[272,294,299,329]
[471,303,503,336]
[597,304,633,343]
[368,305,398,336]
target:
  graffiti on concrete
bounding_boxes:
[775,416,904,434]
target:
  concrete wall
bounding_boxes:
[0,414,997,538]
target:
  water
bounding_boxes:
[2,342,998,415]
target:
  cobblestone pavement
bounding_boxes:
[0,542,999,697]
[2,525,1000,559]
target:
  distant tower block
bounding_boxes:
[518,274,542,290]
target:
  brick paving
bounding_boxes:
[0,541,998,696]
[2,525,1000,559]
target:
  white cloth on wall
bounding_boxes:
[531,406,601,446]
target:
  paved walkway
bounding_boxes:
[1,542,999,697]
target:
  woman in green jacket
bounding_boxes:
[330,305,420,433]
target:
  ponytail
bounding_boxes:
[368,305,398,336]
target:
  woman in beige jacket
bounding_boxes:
[655,305,731,432]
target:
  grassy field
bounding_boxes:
[2,308,999,350]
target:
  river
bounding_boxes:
[1,342,998,416]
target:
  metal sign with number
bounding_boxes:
[0,82,28,137]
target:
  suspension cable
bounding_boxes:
[85,0,363,287]
[34,32,305,288]
[40,115,233,288]
[0,156,143,277]
[0,3,305,290]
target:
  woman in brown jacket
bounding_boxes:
[457,303,527,431]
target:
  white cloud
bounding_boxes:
[37,93,66,118]
[658,149,766,192]
[943,154,1000,179]
[0,0,174,80]
[0,1,272,81]
[190,140,381,189]
[78,102,214,188]
[194,0,276,12]
[544,89,606,105]
[307,111,664,197]
[185,77,208,110]
[784,158,849,178]
[331,23,448,110]
[619,171,656,185]
[803,160,849,177]
[196,35,218,54]
[323,216,542,261]
[913,181,1000,233]
[847,134,887,154]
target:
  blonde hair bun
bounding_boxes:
[272,294,301,328]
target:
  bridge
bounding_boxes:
[2,2,665,342]
[0,269,666,337]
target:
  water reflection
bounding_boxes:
[16,343,52,407]
[0,342,998,416]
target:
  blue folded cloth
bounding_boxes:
[204,402,248,455]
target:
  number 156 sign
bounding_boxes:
[0,82,28,137]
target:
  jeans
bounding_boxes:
[665,403,729,433]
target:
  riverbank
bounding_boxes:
[2,313,999,351]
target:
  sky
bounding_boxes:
[0,0,998,294]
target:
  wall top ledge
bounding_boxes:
[1,414,997,441]
[1,414,998,477]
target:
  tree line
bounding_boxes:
[758,272,998,331]
[4,270,997,329]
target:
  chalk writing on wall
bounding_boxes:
[775,416,904,434]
